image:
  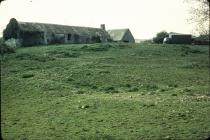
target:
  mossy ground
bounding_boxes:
[1,43,210,139]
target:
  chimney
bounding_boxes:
[100,24,105,30]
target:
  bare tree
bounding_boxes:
[0,0,6,4]
[185,0,209,35]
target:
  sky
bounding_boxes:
[0,0,195,39]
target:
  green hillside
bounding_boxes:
[1,43,210,139]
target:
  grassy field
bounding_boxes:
[1,43,210,140]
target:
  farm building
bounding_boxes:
[3,18,112,46]
[107,29,135,43]
[163,32,192,44]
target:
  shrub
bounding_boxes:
[193,34,209,45]
[4,38,21,48]
[0,38,15,54]
[153,31,169,44]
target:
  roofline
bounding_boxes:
[17,21,103,30]
[169,32,192,35]
[107,28,129,31]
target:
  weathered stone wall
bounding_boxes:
[43,33,106,45]
[20,31,45,46]
[65,34,104,44]
[6,30,110,46]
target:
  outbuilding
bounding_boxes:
[107,29,135,43]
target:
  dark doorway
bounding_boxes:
[68,34,72,40]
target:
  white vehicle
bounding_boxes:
[163,37,170,44]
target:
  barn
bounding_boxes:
[3,18,112,46]
[107,29,135,43]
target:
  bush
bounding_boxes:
[153,31,169,44]
[0,38,15,54]
[4,38,21,48]
[193,34,209,45]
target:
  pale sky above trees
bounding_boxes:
[0,0,195,39]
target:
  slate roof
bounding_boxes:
[17,20,111,38]
[107,29,129,41]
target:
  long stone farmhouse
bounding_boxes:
[3,18,135,46]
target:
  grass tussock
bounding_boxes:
[22,73,34,78]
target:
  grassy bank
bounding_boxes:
[1,43,210,139]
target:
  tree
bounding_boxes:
[185,0,209,35]
[0,0,6,4]
[153,31,169,44]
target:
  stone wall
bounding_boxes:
[44,32,105,44]
[20,31,45,46]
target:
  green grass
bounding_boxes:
[1,43,210,139]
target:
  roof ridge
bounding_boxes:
[18,21,102,30]
[107,28,129,31]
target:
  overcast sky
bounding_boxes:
[0,0,195,39]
